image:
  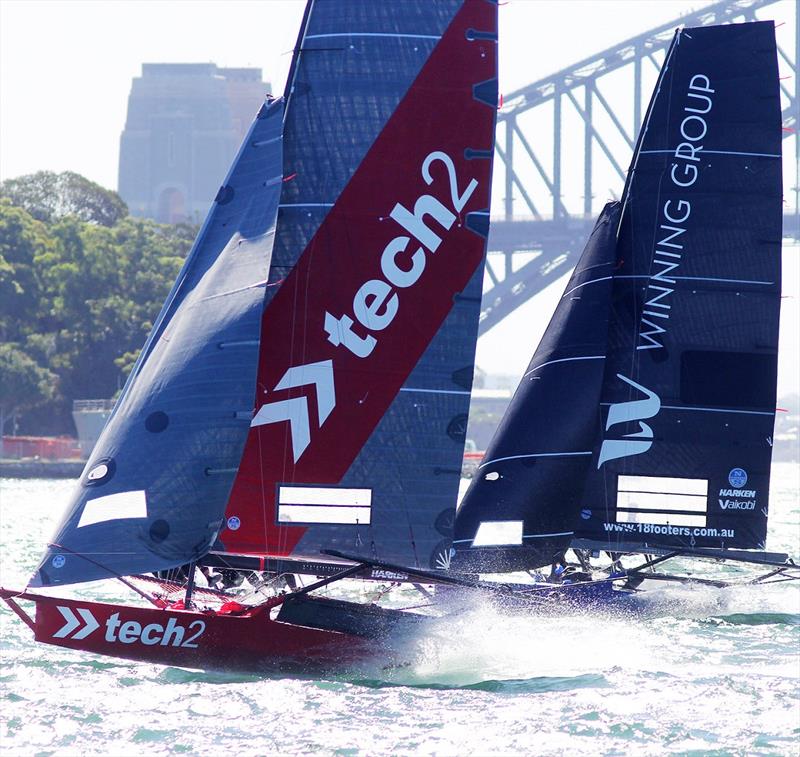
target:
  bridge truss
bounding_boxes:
[482,0,798,334]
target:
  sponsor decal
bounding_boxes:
[51,555,66,569]
[602,522,735,539]
[728,468,748,488]
[53,606,99,640]
[636,73,714,352]
[718,498,756,511]
[580,509,592,520]
[53,606,206,648]
[251,360,335,464]
[226,516,241,530]
[718,471,757,510]
[598,374,661,467]
[370,569,407,581]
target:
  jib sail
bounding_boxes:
[576,21,782,552]
[216,0,498,570]
[32,98,285,586]
[452,204,619,571]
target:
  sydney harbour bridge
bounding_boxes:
[482,0,799,335]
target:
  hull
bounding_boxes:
[1,589,381,674]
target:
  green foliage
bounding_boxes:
[0,343,56,432]
[0,171,128,227]
[0,175,195,434]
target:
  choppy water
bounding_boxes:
[1,466,799,756]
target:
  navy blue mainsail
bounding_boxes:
[577,21,782,552]
[453,21,782,569]
[222,0,498,571]
[31,98,285,586]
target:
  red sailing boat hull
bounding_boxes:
[1,589,380,673]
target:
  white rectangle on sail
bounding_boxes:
[618,475,708,496]
[78,490,147,528]
[617,491,707,513]
[278,486,372,508]
[472,521,523,547]
[616,510,706,527]
[277,504,371,525]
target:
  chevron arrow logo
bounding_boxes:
[53,606,100,640]
[251,359,336,463]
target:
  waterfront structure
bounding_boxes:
[118,64,270,224]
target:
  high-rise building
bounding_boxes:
[118,63,270,224]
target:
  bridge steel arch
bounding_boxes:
[482,0,798,335]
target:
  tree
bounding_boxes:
[0,200,54,343]
[0,344,56,438]
[0,171,128,227]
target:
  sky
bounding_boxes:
[0,0,797,394]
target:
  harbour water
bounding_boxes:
[1,467,798,756]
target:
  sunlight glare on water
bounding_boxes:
[1,466,799,755]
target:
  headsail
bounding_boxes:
[32,98,285,586]
[220,0,498,570]
[452,204,620,571]
[577,21,782,552]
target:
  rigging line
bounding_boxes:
[523,355,604,377]
[305,32,441,41]
[399,387,471,395]
[479,451,592,469]
[639,149,781,159]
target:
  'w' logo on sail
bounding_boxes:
[597,374,661,468]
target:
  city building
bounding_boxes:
[118,63,270,224]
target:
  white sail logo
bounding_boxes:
[324,150,478,358]
[251,360,336,463]
[597,374,661,468]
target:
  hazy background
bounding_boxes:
[1,0,797,394]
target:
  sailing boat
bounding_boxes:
[1,0,503,672]
[2,9,797,673]
[453,19,799,593]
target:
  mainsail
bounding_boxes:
[578,21,782,552]
[32,0,498,586]
[220,0,498,570]
[453,20,782,569]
